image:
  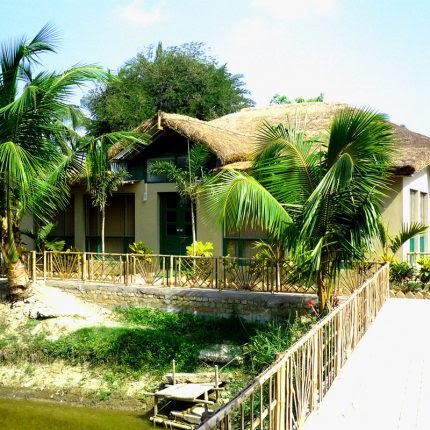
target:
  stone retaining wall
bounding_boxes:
[47,280,314,321]
[390,289,430,300]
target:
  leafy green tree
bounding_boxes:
[202,108,394,312]
[270,93,324,105]
[83,42,254,134]
[0,24,106,300]
[150,144,211,255]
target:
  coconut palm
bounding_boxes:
[0,24,107,300]
[202,107,395,311]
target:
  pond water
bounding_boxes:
[0,398,153,430]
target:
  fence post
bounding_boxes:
[169,255,174,287]
[43,251,47,281]
[335,311,343,374]
[125,254,130,286]
[213,257,218,290]
[31,251,36,281]
[82,252,87,281]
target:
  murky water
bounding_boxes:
[0,398,153,430]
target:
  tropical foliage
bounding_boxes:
[202,107,395,311]
[83,42,254,134]
[377,221,428,262]
[0,24,106,299]
[21,222,65,252]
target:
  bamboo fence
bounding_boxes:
[22,251,379,295]
[197,263,389,430]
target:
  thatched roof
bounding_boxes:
[112,103,430,175]
[134,113,253,164]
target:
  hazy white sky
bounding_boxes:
[1,0,429,135]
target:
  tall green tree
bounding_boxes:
[202,108,395,311]
[0,24,106,300]
[83,42,254,134]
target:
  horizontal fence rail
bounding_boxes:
[197,263,389,430]
[19,251,380,295]
[406,252,430,265]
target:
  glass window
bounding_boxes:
[223,225,266,258]
[410,189,418,222]
[85,194,135,253]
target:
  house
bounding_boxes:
[36,102,430,260]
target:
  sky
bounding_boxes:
[1,0,429,135]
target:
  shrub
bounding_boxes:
[389,261,415,286]
[417,257,430,284]
[245,314,313,374]
[129,241,153,255]
[186,241,213,257]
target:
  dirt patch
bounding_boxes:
[0,279,155,410]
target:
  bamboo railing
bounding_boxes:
[22,251,379,295]
[406,252,430,265]
[197,263,389,430]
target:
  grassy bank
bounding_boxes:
[0,305,314,406]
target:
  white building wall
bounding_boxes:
[402,167,430,260]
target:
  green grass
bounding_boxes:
[0,306,315,383]
[34,307,261,375]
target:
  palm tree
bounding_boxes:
[150,143,211,255]
[202,107,395,311]
[84,132,145,254]
[0,24,107,300]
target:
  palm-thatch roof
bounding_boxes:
[111,102,430,175]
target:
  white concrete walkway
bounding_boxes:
[305,299,430,430]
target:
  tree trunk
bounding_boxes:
[6,259,31,301]
[317,269,327,313]
[191,201,196,256]
[101,206,105,254]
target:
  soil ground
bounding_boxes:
[0,280,155,410]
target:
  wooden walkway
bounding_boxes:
[305,298,430,430]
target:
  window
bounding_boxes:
[409,190,428,254]
[420,192,428,252]
[85,194,135,253]
[223,226,266,258]
[46,200,75,249]
[146,158,174,183]
[410,189,418,222]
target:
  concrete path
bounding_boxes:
[305,298,430,430]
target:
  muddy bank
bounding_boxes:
[0,281,156,411]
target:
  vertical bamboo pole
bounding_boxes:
[335,311,343,375]
[125,254,130,286]
[169,255,174,287]
[82,252,87,281]
[215,365,219,402]
[172,359,176,385]
[31,251,36,281]
[43,251,47,281]
[279,362,286,429]
[162,256,166,287]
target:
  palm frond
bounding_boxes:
[201,169,293,238]
[390,222,428,254]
